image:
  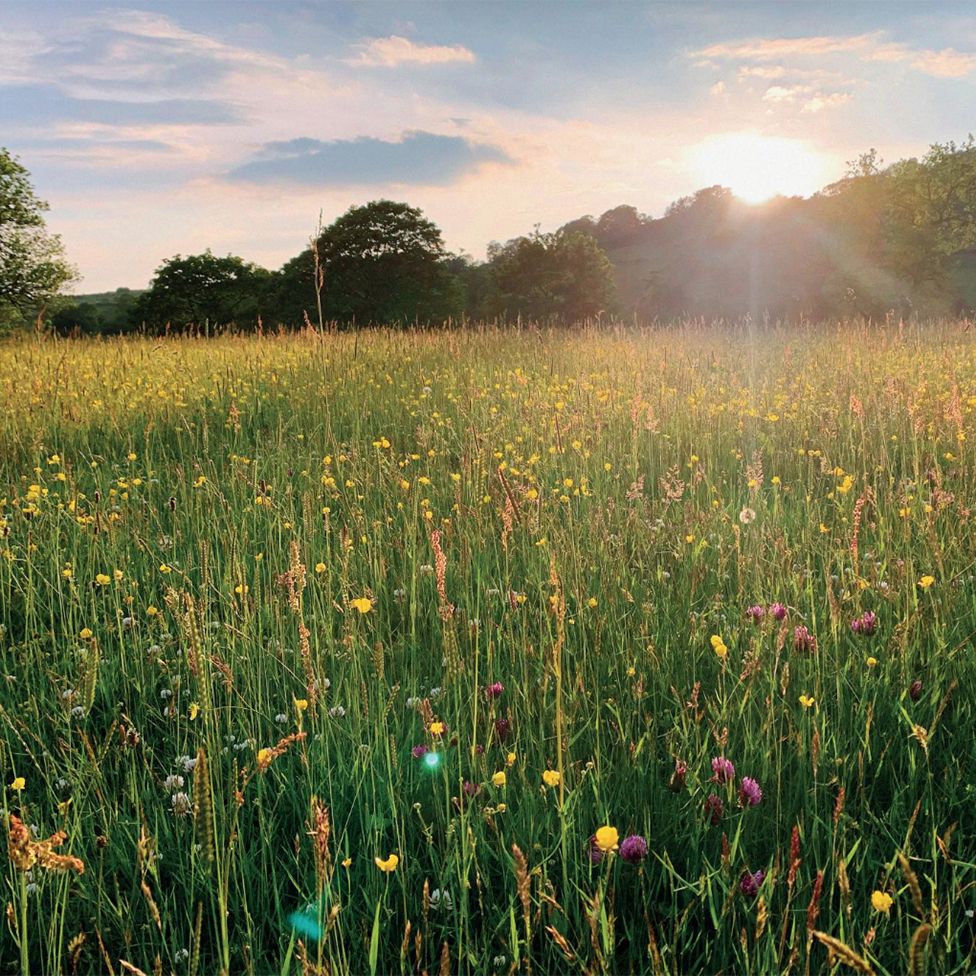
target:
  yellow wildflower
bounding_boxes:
[350,597,373,614]
[492,771,506,787]
[871,890,893,914]
[542,770,561,787]
[594,826,619,852]
[375,853,399,872]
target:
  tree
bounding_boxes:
[276,201,463,326]
[487,230,615,322]
[131,251,273,332]
[0,148,76,326]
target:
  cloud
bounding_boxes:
[347,35,476,68]
[0,85,244,128]
[801,92,852,113]
[694,32,976,78]
[709,81,727,95]
[738,65,786,80]
[226,130,510,186]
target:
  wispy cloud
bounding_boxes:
[226,130,509,186]
[695,32,976,79]
[347,35,476,68]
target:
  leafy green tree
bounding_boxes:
[487,230,615,322]
[51,302,102,336]
[276,201,463,327]
[131,252,273,332]
[0,148,76,327]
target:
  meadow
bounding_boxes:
[1,321,974,975]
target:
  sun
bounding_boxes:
[688,132,833,204]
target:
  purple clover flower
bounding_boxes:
[411,744,429,759]
[851,610,877,636]
[619,835,649,864]
[740,869,764,897]
[705,793,724,826]
[793,625,817,654]
[747,605,765,623]
[738,776,763,807]
[485,681,505,699]
[769,602,787,621]
[711,756,735,784]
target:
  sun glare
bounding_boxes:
[689,133,833,204]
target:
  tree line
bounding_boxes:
[3,136,976,334]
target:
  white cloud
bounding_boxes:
[801,92,852,113]
[347,35,476,68]
[694,32,976,79]
[709,81,727,95]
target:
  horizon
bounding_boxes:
[3,0,975,292]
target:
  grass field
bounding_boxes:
[1,322,975,975]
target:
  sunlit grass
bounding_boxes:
[1,321,974,974]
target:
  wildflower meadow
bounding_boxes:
[1,321,974,975]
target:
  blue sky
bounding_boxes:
[3,1,975,291]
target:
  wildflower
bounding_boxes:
[188,702,199,721]
[769,602,787,621]
[429,721,446,736]
[542,769,561,788]
[619,835,648,864]
[710,634,728,659]
[505,752,516,767]
[256,748,272,767]
[586,597,598,608]
[10,776,25,791]
[738,777,762,807]
[669,759,688,793]
[492,771,507,787]
[80,627,93,640]
[918,575,935,589]
[793,625,817,653]
[705,793,724,825]
[495,717,512,741]
[850,610,877,636]
[711,756,735,783]
[871,890,893,914]
[746,605,765,623]
[740,869,764,897]
[350,597,372,614]
[146,606,158,617]
[342,857,352,869]
[429,888,454,912]
[314,563,326,574]
[163,774,185,792]
[799,694,815,709]
[95,573,111,586]
[909,679,923,701]
[463,781,480,797]
[866,656,878,668]
[374,853,399,873]
[739,507,756,525]
[295,698,308,712]
[411,744,428,759]
[484,681,505,699]
[594,826,619,853]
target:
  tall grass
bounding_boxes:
[1,321,974,974]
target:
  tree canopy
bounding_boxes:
[0,148,75,326]
[276,201,463,326]
[131,252,272,331]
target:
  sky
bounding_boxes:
[3,1,975,292]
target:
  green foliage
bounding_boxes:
[0,148,76,327]
[486,230,615,322]
[132,251,273,332]
[276,200,464,326]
